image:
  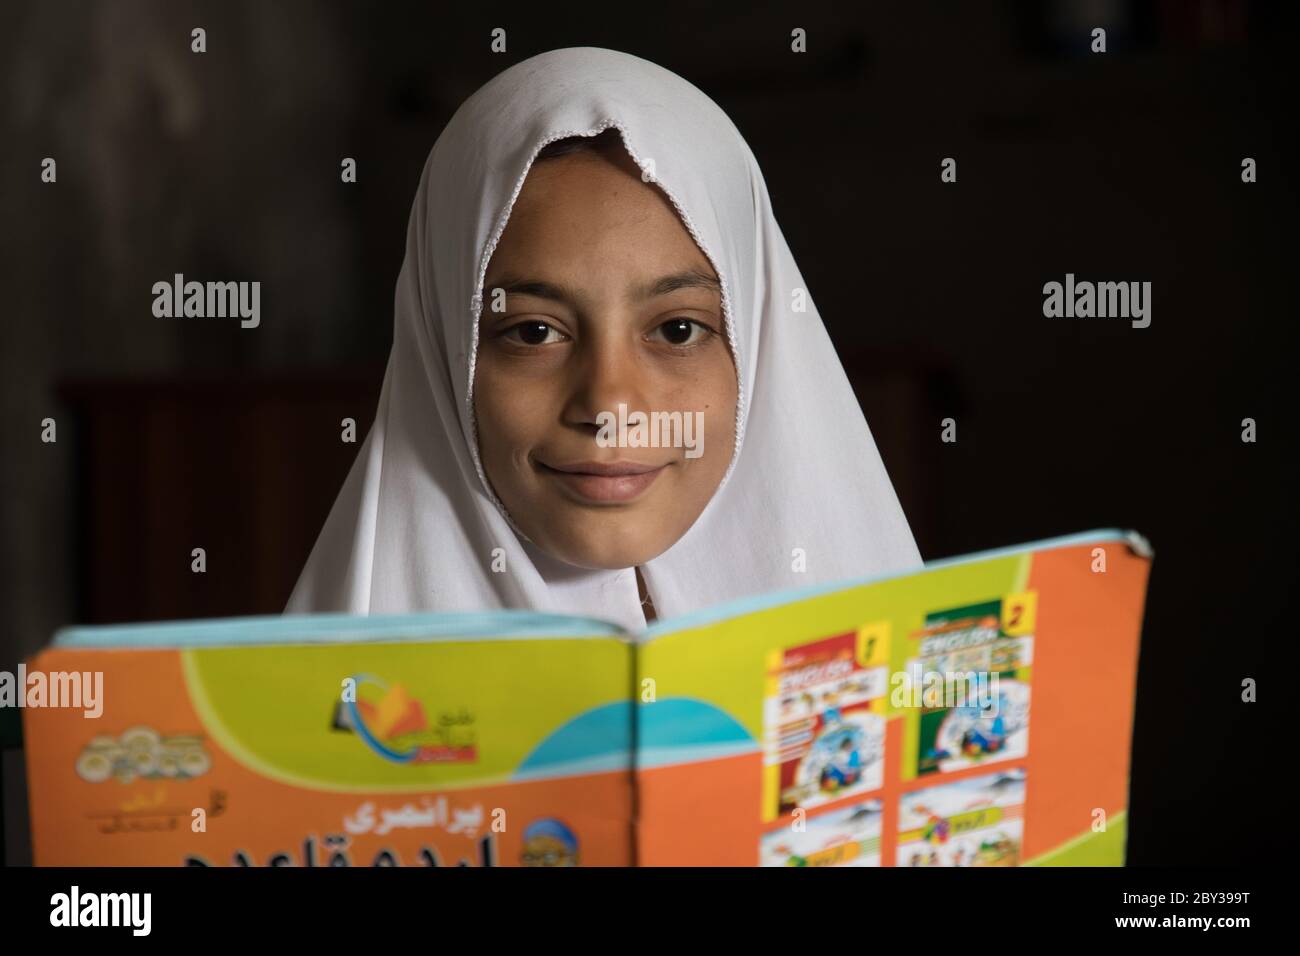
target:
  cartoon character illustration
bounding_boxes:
[960,710,1006,757]
[768,843,812,867]
[790,712,882,810]
[760,800,884,868]
[928,684,1027,769]
[519,818,580,867]
[821,690,844,727]
[971,832,1020,867]
[820,737,863,791]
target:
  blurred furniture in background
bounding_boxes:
[59,370,384,624]
[844,348,956,555]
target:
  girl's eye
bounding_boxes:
[651,318,712,347]
[503,321,566,346]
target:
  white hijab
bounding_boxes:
[285,47,921,632]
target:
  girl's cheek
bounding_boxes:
[483,339,572,376]
[654,352,738,415]
[484,378,562,449]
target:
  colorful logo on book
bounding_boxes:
[920,813,950,845]
[336,675,477,765]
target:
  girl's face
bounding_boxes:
[474,145,738,570]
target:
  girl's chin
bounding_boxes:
[534,531,670,573]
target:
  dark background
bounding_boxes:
[2,0,1292,866]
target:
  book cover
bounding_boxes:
[20,528,1151,866]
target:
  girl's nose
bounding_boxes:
[562,332,652,432]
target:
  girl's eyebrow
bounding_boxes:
[489,276,574,302]
[487,269,720,305]
[635,269,721,300]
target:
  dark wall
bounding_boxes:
[2,1,1292,866]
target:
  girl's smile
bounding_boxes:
[534,457,672,506]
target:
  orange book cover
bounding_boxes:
[19,528,1150,867]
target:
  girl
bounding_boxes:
[286,47,921,631]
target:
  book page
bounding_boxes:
[634,530,1150,866]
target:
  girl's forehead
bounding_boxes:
[508,154,690,238]
[487,159,718,285]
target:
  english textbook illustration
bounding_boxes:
[22,528,1151,867]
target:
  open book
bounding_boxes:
[22,528,1151,867]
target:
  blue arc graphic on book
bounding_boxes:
[515,698,755,778]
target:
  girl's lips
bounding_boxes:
[537,460,667,504]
